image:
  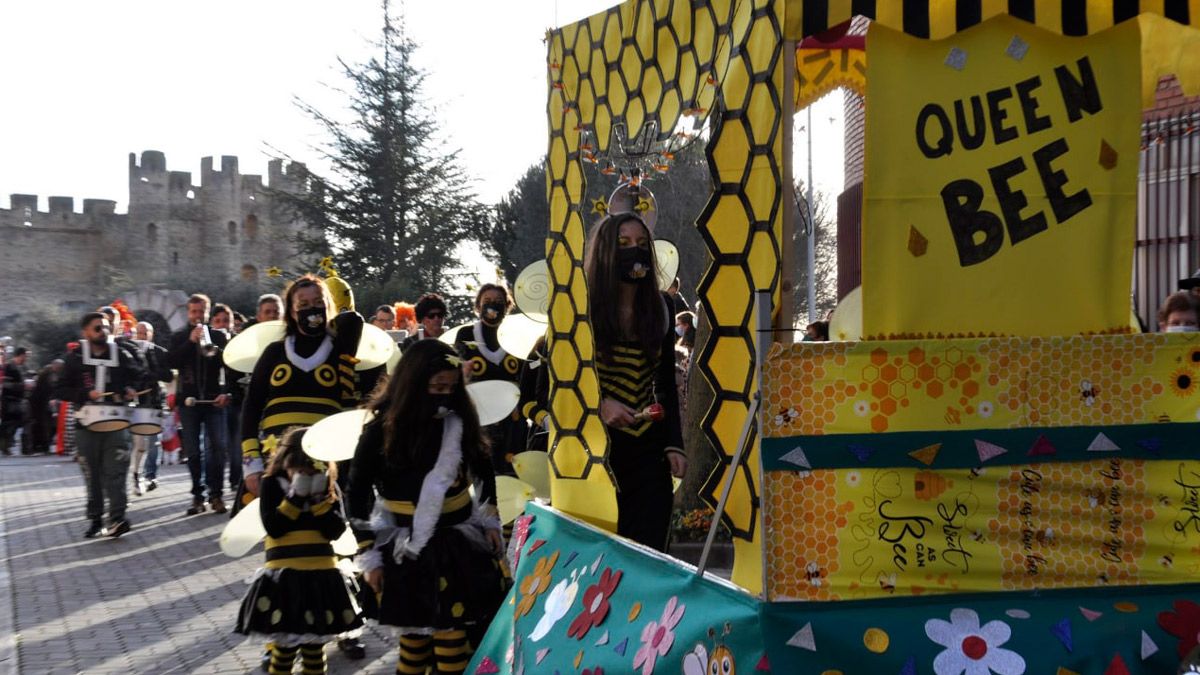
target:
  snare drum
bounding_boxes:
[75,404,133,433]
[129,407,164,436]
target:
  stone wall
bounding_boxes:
[0,150,315,324]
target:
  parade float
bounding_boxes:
[463,1,1200,673]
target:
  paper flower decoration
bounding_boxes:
[266,266,282,278]
[632,595,686,675]
[925,608,1025,675]
[516,550,559,618]
[568,568,623,640]
[530,570,580,641]
[1159,599,1200,658]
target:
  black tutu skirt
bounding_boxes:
[378,524,510,631]
[236,566,364,646]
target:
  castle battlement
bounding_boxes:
[2,194,120,220]
[1,149,316,324]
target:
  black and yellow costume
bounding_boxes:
[453,321,525,472]
[517,337,549,452]
[235,475,364,663]
[348,415,508,674]
[240,314,363,478]
[595,295,683,552]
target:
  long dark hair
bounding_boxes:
[584,212,666,360]
[282,274,335,337]
[265,427,338,499]
[367,339,487,469]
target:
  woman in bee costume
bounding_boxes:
[239,274,363,501]
[452,283,525,474]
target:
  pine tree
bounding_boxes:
[274,1,488,302]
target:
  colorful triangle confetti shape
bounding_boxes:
[1141,630,1158,660]
[1088,432,1119,452]
[1051,618,1073,652]
[899,655,916,675]
[786,623,817,651]
[536,648,550,665]
[755,654,771,671]
[1104,653,1130,675]
[975,439,1008,463]
[1079,606,1102,622]
[474,656,500,674]
[613,637,629,657]
[563,551,578,568]
[779,446,812,469]
[849,444,874,462]
[1056,669,1081,675]
[528,539,546,554]
[594,630,609,647]
[1137,438,1162,453]
[908,443,941,466]
[1028,434,1057,457]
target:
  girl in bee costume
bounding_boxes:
[235,427,363,675]
[348,340,508,675]
[239,275,363,505]
[584,211,686,552]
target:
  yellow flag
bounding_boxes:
[862,16,1140,338]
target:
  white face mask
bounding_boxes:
[675,325,686,337]
[1166,325,1199,333]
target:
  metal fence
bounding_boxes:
[1135,107,1200,329]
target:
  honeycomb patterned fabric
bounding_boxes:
[545,0,786,588]
[760,335,1200,601]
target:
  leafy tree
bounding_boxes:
[791,184,839,325]
[271,3,488,305]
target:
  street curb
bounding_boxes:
[0,488,17,675]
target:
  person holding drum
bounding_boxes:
[55,312,144,539]
[130,321,172,495]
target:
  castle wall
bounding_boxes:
[0,150,314,324]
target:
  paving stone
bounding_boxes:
[0,455,407,673]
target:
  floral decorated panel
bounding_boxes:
[469,503,765,675]
[762,583,1200,674]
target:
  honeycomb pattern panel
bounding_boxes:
[546,0,786,556]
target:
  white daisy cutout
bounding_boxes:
[846,471,862,488]
[978,401,994,418]
[925,608,1025,675]
[853,400,870,417]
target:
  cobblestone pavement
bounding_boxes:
[0,455,405,674]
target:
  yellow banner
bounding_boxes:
[861,16,1140,338]
[765,459,1200,601]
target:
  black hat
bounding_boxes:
[1180,269,1200,290]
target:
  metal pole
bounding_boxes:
[805,105,817,323]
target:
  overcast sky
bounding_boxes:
[0,0,843,213]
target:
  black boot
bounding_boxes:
[84,520,103,539]
[337,637,366,660]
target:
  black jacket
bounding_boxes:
[55,341,144,407]
[168,325,229,400]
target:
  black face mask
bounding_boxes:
[297,307,326,335]
[481,302,507,326]
[617,247,653,284]
[430,393,454,418]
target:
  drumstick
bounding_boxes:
[184,397,218,407]
[97,388,154,398]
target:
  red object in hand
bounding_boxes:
[644,403,665,422]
